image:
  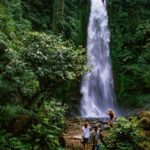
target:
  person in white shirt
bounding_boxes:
[81,122,91,150]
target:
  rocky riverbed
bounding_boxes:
[61,117,109,150]
[62,111,150,150]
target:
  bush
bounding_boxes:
[0,99,66,150]
[22,32,86,103]
[26,99,67,150]
[0,130,32,150]
[22,32,86,83]
[105,117,146,150]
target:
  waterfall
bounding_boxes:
[80,0,117,117]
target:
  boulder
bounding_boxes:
[136,111,150,150]
[138,111,150,130]
[139,117,150,130]
[138,111,150,119]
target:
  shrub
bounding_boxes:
[0,130,32,150]
[105,117,146,150]
[0,99,66,150]
[26,99,67,150]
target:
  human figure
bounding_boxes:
[90,125,102,150]
[81,122,91,150]
[107,109,115,127]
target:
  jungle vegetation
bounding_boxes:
[0,0,149,149]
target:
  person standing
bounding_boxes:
[90,126,102,150]
[81,122,91,150]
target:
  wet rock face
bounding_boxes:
[64,136,83,150]
[62,117,85,150]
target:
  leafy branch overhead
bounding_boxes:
[22,32,86,84]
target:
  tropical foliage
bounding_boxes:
[108,0,150,108]
[0,0,86,149]
[0,0,150,149]
[101,117,149,150]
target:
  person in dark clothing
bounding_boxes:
[90,126,102,150]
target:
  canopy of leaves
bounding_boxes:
[108,0,150,108]
[0,1,86,149]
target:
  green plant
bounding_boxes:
[0,100,66,150]
[22,32,86,103]
[108,0,150,108]
[26,99,67,150]
[0,130,32,150]
[105,117,146,150]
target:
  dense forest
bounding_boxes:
[0,0,150,149]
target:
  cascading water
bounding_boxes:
[80,0,117,117]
